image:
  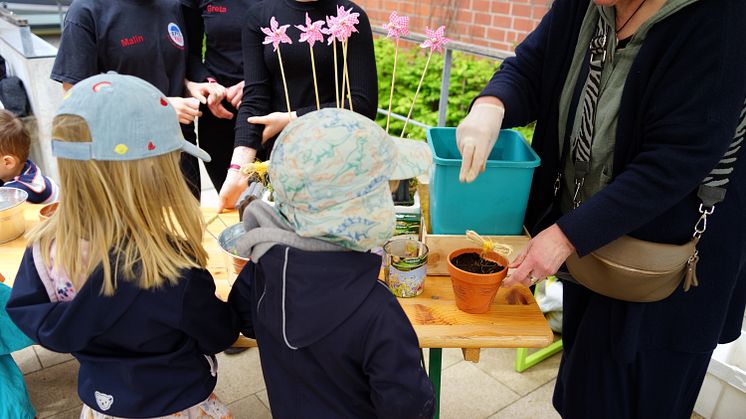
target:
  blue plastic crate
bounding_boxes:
[427,127,540,235]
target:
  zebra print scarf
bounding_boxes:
[571,16,744,211]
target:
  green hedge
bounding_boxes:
[373,37,535,143]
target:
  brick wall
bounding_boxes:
[356,0,552,54]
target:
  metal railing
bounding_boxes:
[372,26,513,129]
[0,7,28,27]
[0,1,69,33]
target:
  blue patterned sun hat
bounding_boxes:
[270,108,431,251]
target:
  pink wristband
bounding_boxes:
[228,164,241,170]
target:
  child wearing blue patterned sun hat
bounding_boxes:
[228,108,436,418]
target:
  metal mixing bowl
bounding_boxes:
[0,188,28,244]
[217,222,250,261]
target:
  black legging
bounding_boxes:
[198,101,237,191]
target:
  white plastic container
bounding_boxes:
[695,330,746,418]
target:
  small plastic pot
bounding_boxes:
[447,248,508,314]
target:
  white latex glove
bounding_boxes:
[456,101,505,183]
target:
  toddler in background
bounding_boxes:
[0,109,59,203]
[7,73,238,418]
[229,108,436,418]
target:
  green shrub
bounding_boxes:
[374,37,535,143]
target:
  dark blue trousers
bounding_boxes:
[553,282,712,419]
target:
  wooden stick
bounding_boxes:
[400,50,433,139]
[276,47,292,117]
[309,44,320,110]
[385,38,400,134]
[340,41,348,109]
[333,39,340,108]
[343,40,354,112]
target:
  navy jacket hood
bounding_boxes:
[229,245,435,418]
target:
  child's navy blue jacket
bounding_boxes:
[229,246,435,419]
[6,247,239,417]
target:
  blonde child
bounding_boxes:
[0,109,59,203]
[7,73,238,418]
[228,108,436,418]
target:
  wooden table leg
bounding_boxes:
[462,348,481,362]
[428,348,442,419]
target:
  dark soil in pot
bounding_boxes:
[451,252,505,275]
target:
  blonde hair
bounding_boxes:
[27,115,208,295]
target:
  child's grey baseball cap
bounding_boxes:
[51,72,211,162]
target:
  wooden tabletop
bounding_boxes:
[0,202,44,286]
[1,204,553,352]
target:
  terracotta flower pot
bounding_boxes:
[447,248,508,314]
[232,257,248,276]
[39,202,59,222]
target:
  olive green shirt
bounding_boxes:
[558,0,699,213]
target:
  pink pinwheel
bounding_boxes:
[384,11,409,40]
[296,13,325,48]
[261,16,293,116]
[331,6,360,111]
[335,5,360,41]
[383,11,409,133]
[296,13,326,110]
[322,15,340,45]
[261,16,292,52]
[401,26,450,138]
[420,26,450,53]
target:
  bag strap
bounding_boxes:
[698,100,746,208]
[570,17,610,207]
[691,98,745,242]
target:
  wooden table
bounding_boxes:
[2,204,553,418]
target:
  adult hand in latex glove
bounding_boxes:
[167,97,202,124]
[456,98,505,183]
[186,80,233,119]
[248,111,297,144]
[217,146,256,212]
[226,81,245,110]
[504,224,575,288]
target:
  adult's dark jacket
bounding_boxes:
[480,0,746,352]
[6,247,239,417]
[229,246,435,418]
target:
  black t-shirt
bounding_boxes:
[234,0,378,150]
[182,0,258,86]
[51,0,188,99]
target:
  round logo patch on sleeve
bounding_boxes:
[167,22,185,49]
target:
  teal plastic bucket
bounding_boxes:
[426,127,540,235]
